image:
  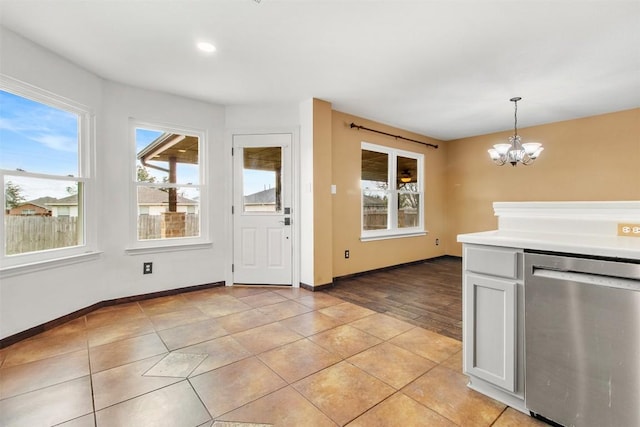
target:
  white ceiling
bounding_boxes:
[1,0,638,140]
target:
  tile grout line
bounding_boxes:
[186,377,215,426]
[84,313,100,427]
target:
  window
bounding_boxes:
[57,206,71,217]
[241,146,282,213]
[361,142,424,240]
[0,78,94,268]
[132,122,205,247]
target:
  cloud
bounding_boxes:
[0,91,78,152]
[31,134,78,153]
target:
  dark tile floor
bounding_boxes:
[0,267,546,426]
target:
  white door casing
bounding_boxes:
[233,133,292,285]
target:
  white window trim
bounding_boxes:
[126,119,210,251]
[360,142,425,241]
[0,75,98,273]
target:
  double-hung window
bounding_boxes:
[130,121,207,250]
[361,142,424,240]
[0,77,95,269]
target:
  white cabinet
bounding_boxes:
[462,244,526,411]
[464,273,516,391]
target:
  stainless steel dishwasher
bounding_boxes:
[524,251,640,427]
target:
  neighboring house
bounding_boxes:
[244,187,276,212]
[7,202,51,216]
[10,189,199,218]
[137,187,198,215]
[46,194,80,217]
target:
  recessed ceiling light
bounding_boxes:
[197,42,216,53]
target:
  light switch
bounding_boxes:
[331,184,337,194]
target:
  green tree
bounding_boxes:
[5,180,25,209]
[66,183,78,195]
[137,165,156,183]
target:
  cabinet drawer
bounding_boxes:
[465,246,519,279]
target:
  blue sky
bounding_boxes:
[1,90,79,199]
[1,90,280,200]
[0,90,78,176]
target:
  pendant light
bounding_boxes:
[488,97,543,166]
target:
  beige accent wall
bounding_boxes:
[313,99,334,285]
[330,110,447,278]
[444,108,640,256]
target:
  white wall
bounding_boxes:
[1,28,106,338]
[0,27,229,338]
[223,105,301,287]
[99,81,227,301]
[225,105,300,130]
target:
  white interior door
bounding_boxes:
[233,133,292,285]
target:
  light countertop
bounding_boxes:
[457,230,640,261]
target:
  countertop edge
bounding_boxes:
[457,231,640,261]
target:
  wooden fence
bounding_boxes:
[5,216,78,255]
[5,214,200,254]
[137,214,199,240]
[363,209,418,230]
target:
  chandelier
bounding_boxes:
[488,97,543,166]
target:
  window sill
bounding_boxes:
[0,251,103,279]
[125,242,213,255]
[361,230,427,242]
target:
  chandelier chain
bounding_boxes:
[513,100,518,137]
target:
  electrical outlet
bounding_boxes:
[618,223,640,237]
[435,238,440,246]
[143,262,153,274]
[345,250,350,259]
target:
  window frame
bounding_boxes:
[127,119,210,252]
[360,142,425,241]
[0,75,97,273]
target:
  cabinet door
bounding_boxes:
[464,273,516,392]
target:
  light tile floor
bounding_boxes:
[0,286,547,426]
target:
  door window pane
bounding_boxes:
[242,147,282,213]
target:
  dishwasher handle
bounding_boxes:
[532,267,640,291]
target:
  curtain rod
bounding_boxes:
[349,123,438,149]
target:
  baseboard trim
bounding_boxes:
[0,281,225,349]
[333,255,460,282]
[299,282,334,292]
